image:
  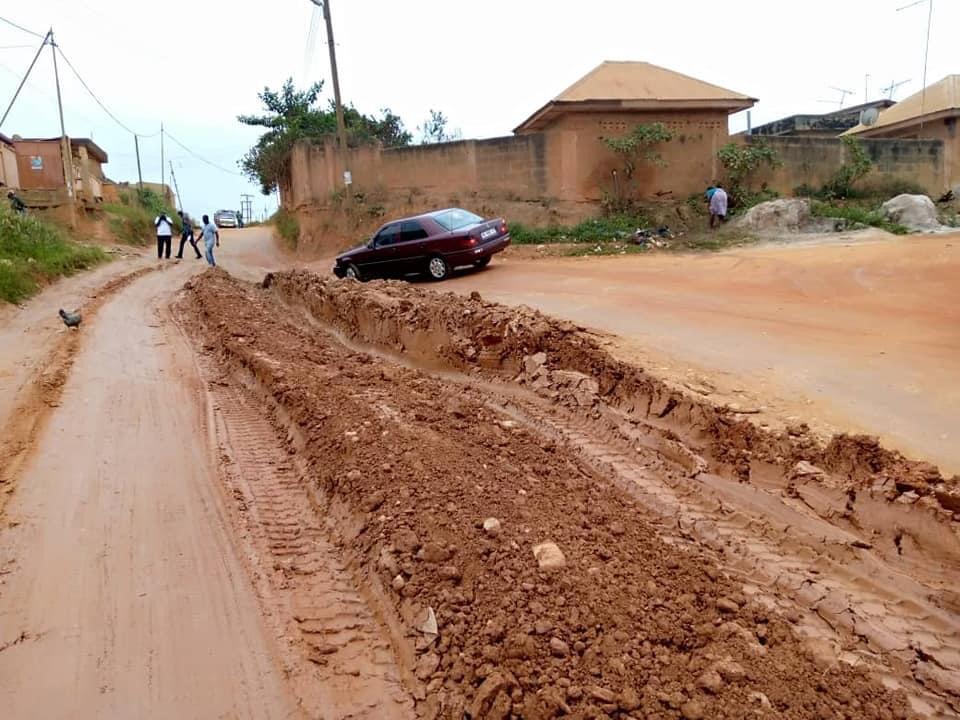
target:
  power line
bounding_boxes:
[0,15,45,40]
[54,44,147,136]
[164,129,243,177]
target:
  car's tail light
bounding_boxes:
[500,221,508,234]
[468,236,478,246]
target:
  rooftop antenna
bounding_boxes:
[827,86,854,109]
[897,0,933,127]
[882,78,911,100]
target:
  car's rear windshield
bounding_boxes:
[432,209,482,231]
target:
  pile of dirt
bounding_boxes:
[182,271,926,719]
[261,270,958,516]
[881,194,942,232]
[733,199,836,234]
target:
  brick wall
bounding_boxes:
[747,136,948,195]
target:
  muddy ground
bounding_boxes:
[0,228,957,719]
[178,268,955,718]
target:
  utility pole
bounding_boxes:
[134,135,143,190]
[160,122,165,202]
[49,29,76,227]
[169,160,182,212]
[311,0,351,208]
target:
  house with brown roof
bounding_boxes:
[845,75,959,189]
[12,136,109,206]
[515,61,756,200]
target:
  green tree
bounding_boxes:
[717,139,781,203]
[602,122,675,179]
[238,78,413,195]
[821,137,872,199]
[418,109,461,144]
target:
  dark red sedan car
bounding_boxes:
[332,208,511,281]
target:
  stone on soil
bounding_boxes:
[532,541,566,571]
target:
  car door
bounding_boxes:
[362,223,401,278]
[395,220,431,274]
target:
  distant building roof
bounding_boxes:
[515,61,756,133]
[0,133,13,147]
[750,100,896,137]
[846,75,960,136]
[15,136,108,163]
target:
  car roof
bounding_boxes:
[383,207,474,225]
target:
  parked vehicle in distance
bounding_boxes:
[214,210,239,228]
[332,208,511,282]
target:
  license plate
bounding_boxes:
[481,228,497,240]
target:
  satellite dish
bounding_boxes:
[860,107,880,126]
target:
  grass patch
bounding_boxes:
[272,208,300,248]
[510,214,649,245]
[810,201,909,235]
[101,188,180,246]
[0,208,107,304]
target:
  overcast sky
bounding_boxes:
[1,0,955,219]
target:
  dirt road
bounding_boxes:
[0,260,298,718]
[0,227,957,719]
[444,234,960,474]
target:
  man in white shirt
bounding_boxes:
[155,213,174,259]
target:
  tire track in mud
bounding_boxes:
[204,373,416,720]
[0,265,157,515]
[483,392,960,717]
[270,277,960,717]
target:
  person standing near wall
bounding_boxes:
[199,214,220,267]
[709,184,728,229]
[154,212,174,259]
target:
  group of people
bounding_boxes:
[154,211,220,266]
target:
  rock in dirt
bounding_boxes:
[735,198,814,233]
[468,671,517,720]
[681,700,706,719]
[532,542,566,571]
[415,650,440,680]
[881,194,941,232]
[391,574,406,591]
[523,352,547,377]
[549,637,570,658]
[716,597,740,614]
[419,542,453,563]
[416,605,438,636]
[588,686,617,704]
[619,687,641,711]
[791,460,828,481]
[483,517,502,537]
[393,529,421,554]
[696,669,723,694]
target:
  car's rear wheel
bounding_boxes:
[427,255,450,281]
[344,263,362,281]
[474,256,491,268]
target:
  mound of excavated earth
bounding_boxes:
[177,269,960,719]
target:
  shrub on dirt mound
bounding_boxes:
[880,194,941,232]
[734,199,834,234]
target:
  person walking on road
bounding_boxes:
[175,211,202,260]
[199,214,220,267]
[155,212,174,259]
[709,183,728,229]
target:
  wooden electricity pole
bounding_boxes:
[49,29,76,227]
[311,0,351,208]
